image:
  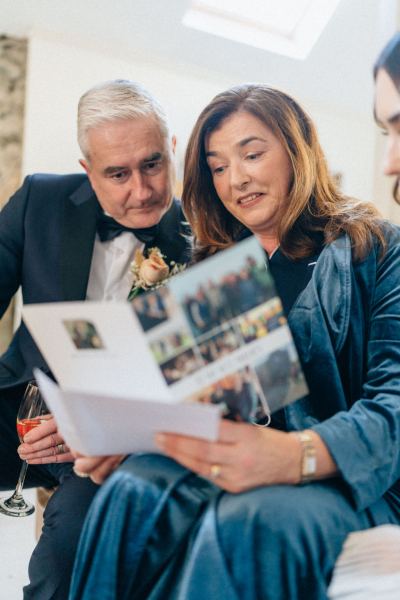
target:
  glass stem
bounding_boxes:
[13,461,28,499]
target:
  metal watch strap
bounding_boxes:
[296,431,317,484]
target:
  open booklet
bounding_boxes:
[24,237,308,455]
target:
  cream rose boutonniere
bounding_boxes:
[128,247,186,300]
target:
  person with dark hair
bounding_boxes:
[374,31,400,203]
[70,81,400,600]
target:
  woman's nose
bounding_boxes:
[383,136,400,176]
[230,162,250,189]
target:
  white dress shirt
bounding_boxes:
[86,232,144,301]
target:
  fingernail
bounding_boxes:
[155,433,165,447]
[24,434,32,443]
[73,466,90,478]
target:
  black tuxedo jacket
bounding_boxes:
[0,173,191,389]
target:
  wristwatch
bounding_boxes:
[296,430,317,484]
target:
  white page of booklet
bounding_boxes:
[35,370,221,455]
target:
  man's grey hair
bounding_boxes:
[77,79,170,159]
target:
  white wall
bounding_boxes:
[23,32,377,204]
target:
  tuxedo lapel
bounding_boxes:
[60,179,99,300]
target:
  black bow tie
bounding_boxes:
[97,214,158,244]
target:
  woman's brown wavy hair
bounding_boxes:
[182,84,385,261]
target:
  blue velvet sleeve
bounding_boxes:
[313,231,400,510]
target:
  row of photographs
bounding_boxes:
[185,344,307,423]
[151,298,285,386]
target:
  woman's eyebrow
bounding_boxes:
[238,136,267,147]
[206,136,267,158]
[376,111,400,127]
[388,111,400,125]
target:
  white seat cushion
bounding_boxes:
[328,525,400,599]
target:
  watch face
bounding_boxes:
[297,432,316,482]
[303,454,317,477]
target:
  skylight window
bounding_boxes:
[183,0,342,60]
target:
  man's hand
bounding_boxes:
[18,416,74,464]
[73,455,126,484]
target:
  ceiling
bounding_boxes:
[0,0,397,117]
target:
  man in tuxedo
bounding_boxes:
[0,79,190,599]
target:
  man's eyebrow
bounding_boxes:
[103,166,126,175]
[142,152,163,162]
[102,153,163,174]
[206,136,267,158]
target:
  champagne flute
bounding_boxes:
[0,382,49,517]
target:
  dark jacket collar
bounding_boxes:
[61,178,99,300]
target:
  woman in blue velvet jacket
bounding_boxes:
[69,74,400,598]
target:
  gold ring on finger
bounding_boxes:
[56,443,65,455]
